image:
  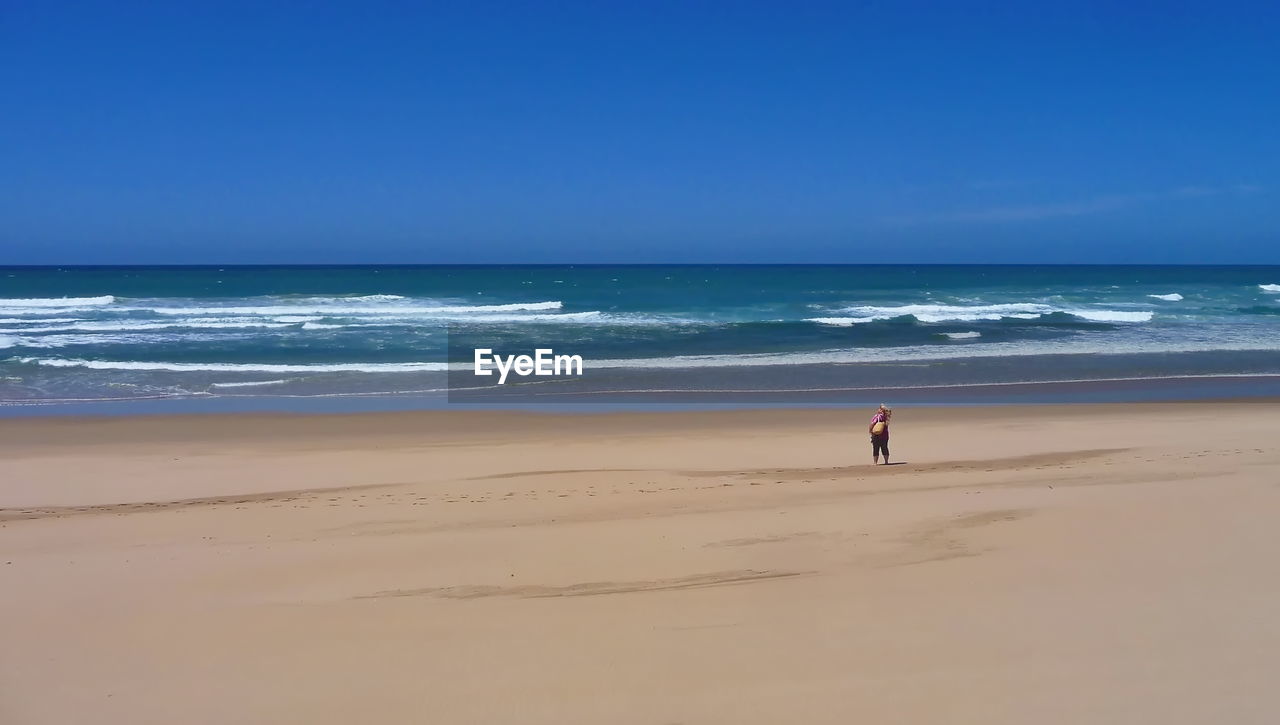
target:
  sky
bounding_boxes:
[2,1,1277,264]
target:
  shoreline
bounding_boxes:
[5,370,1280,417]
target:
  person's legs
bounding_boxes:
[871,436,879,465]
[881,439,889,464]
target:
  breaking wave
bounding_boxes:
[809,303,1153,324]
[0,317,82,324]
[0,320,295,334]
[14,357,450,373]
[209,379,291,388]
[0,295,116,308]
[803,317,877,326]
[139,300,564,316]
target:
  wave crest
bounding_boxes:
[0,319,295,334]
[834,303,1051,322]
[0,295,115,308]
[803,317,877,326]
[1062,309,1153,323]
[143,300,563,316]
[814,303,1152,324]
[0,317,82,324]
[14,357,450,373]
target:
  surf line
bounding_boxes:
[473,348,584,384]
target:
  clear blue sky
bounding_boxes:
[2,1,1277,264]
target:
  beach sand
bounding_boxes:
[2,403,1279,724]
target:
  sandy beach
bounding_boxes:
[2,402,1278,724]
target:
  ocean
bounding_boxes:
[3,265,1280,413]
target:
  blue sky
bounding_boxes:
[2,1,1277,264]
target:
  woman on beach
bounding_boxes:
[869,404,892,465]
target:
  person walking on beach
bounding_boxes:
[869,404,892,465]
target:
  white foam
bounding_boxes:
[0,317,81,324]
[293,313,607,328]
[270,315,324,323]
[1061,309,1154,323]
[0,320,294,334]
[140,300,563,316]
[0,309,675,335]
[1260,284,1280,293]
[14,358,451,373]
[804,317,877,326]
[0,295,115,308]
[14,334,1280,379]
[835,303,1053,322]
[209,379,290,388]
[0,335,15,349]
[943,331,982,339]
[828,302,1152,324]
[6,334,143,349]
[0,306,120,317]
[1148,293,1183,301]
[301,311,682,326]
[433,311,603,323]
[9,330,277,349]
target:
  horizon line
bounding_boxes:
[5,262,1280,269]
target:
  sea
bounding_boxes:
[3,265,1280,414]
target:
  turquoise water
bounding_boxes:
[2,265,1280,409]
